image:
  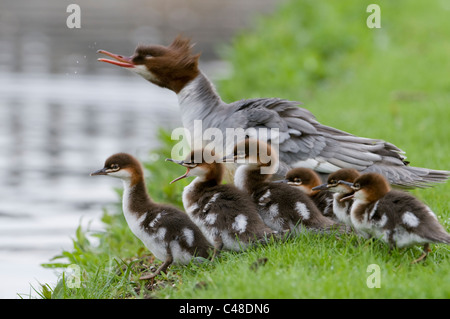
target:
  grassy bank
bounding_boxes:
[38,0,449,298]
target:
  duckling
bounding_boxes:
[312,169,361,227]
[282,167,335,219]
[345,172,450,262]
[225,139,348,235]
[167,149,277,259]
[91,153,211,279]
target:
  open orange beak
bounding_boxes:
[165,158,193,184]
[97,50,135,68]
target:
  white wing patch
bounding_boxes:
[295,202,310,220]
[203,193,221,212]
[182,228,195,247]
[232,214,248,234]
[402,211,420,228]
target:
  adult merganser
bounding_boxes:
[97,35,449,188]
[312,168,361,227]
[281,167,335,219]
[225,138,349,234]
[166,149,277,258]
[91,153,211,279]
[342,172,450,262]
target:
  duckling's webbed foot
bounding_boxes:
[411,243,431,264]
[139,255,173,280]
[210,239,224,261]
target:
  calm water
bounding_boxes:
[0,71,188,298]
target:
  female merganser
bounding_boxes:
[225,139,348,234]
[312,169,361,227]
[166,149,277,258]
[343,172,450,262]
[91,153,211,279]
[281,167,335,219]
[97,35,449,188]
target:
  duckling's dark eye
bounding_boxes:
[329,179,337,185]
[294,178,301,183]
[111,164,119,170]
[353,183,360,189]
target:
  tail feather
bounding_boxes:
[362,164,450,189]
[427,231,450,245]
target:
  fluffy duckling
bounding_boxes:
[312,168,361,226]
[345,172,450,262]
[91,153,211,279]
[225,139,348,234]
[282,167,335,219]
[167,149,277,258]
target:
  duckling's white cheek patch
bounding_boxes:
[108,169,132,179]
[402,212,420,228]
[295,202,310,220]
[232,214,248,234]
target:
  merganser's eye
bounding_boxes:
[111,164,119,170]
[353,183,360,189]
[294,178,301,183]
[329,179,337,185]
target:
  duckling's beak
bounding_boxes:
[312,183,329,191]
[97,50,135,68]
[338,180,354,187]
[222,154,237,163]
[272,179,288,184]
[340,193,355,202]
[165,158,184,166]
[169,169,190,184]
[90,167,108,176]
[166,158,192,184]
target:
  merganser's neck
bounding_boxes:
[121,178,154,218]
[177,72,224,131]
[234,165,270,194]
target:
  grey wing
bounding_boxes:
[226,98,448,188]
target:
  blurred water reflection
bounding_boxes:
[0,0,278,299]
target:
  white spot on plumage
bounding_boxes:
[156,227,166,241]
[269,204,279,218]
[149,212,162,228]
[259,190,271,205]
[295,202,310,220]
[203,193,220,212]
[402,211,420,228]
[232,214,248,234]
[182,228,194,247]
[377,214,388,228]
[205,213,218,225]
[369,201,379,219]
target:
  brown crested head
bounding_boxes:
[352,173,391,202]
[327,168,360,185]
[167,148,224,184]
[286,168,321,187]
[224,138,276,167]
[98,35,200,93]
[91,153,144,186]
[312,168,360,193]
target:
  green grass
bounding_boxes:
[37,0,449,298]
